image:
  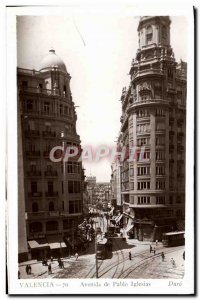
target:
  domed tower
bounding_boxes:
[18,49,83,257]
[121,16,186,242]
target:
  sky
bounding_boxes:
[17,15,187,182]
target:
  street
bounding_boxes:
[19,215,185,280]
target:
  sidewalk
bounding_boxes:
[18,257,76,279]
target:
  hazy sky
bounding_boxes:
[17,15,187,182]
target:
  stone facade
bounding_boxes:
[119,17,186,241]
[18,49,84,254]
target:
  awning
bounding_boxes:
[28,240,49,249]
[126,225,134,233]
[49,242,67,250]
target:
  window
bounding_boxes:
[156,122,165,131]
[137,137,150,146]
[156,180,165,190]
[137,181,150,190]
[48,181,54,193]
[29,222,42,233]
[44,102,50,113]
[146,25,153,44]
[68,180,81,193]
[162,26,167,39]
[138,196,150,204]
[156,109,165,116]
[156,196,165,204]
[49,201,54,211]
[137,123,150,133]
[31,182,37,193]
[32,202,39,212]
[156,136,165,146]
[156,165,165,175]
[137,167,150,176]
[156,151,164,160]
[69,200,82,214]
[67,162,81,174]
[62,201,64,211]
[27,100,33,111]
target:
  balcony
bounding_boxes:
[28,192,42,198]
[27,211,60,219]
[25,130,40,138]
[45,191,58,198]
[26,151,41,157]
[27,171,41,177]
[44,170,58,177]
[42,131,56,138]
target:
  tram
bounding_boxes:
[96,238,112,259]
[162,231,185,247]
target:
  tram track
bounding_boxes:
[120,246,184,279]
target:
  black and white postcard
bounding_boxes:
[5,0,195,295]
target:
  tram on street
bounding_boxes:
[162,231,185,247]
[96,238,112,259]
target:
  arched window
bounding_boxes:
[29,222,43,233]
[32,202,39,212]
[49,201,55,211]
[162,26,167,39]
[146,25,153,44]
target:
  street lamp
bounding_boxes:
[94,220,99,278]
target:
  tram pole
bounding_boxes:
[94,221,98,278]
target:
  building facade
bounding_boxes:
[18,49,84,258]
[119,16,186,241]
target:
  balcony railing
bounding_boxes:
[45,191,58,197]
[26,151,41,157]
[27,211,60,219]
[27,171,41,177]
[28,192,42,197]
[44,171,58,177]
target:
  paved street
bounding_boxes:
[19,235,185,279]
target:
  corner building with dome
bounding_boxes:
[120,16,186,241]
[18,49,84,260]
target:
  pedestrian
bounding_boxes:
[153,247,156,255]
[150,245,152,253]
[25,265,29,275]
[129,251,132,260]
[48,263,52,274]
[28,265,32,274]
[51,256,53,262]
[75,253,79,261]
[161,252,165,262]
[170,258,176,268]
[18,270,20,279]
[183,251,185,261]
[156,240,158,246]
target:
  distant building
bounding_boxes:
[18,49,84,259]
[118,16,186,241]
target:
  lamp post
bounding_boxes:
[94,220,98,278]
